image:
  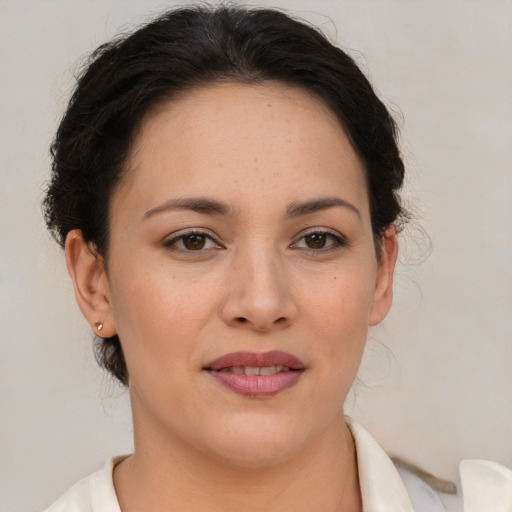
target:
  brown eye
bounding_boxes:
[182,234,206,250]
[304,233,327,249]
[164,231,220,252]
[291,230,346,253]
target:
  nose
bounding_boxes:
[219,250,298,332]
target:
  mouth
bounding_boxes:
[204,351,305,397]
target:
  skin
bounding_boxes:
[66,82,397,511]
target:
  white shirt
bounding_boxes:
[42,421,510,512]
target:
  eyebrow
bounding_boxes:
[143,197,231,220]
[143,195,360,221]
[286,197,361,220]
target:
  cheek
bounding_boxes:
[108,267,216,368]
[302,268,375,368]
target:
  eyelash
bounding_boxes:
[162,229,347,254]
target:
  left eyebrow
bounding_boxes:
[285,197,361,220]
[142,197,232,220]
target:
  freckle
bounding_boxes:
[267,103,272,107]
[333,276,337,280]
[254,157,258,162]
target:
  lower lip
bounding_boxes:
[207,370,303,397]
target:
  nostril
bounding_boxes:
[275,317,287,324]
[235,317,247,323]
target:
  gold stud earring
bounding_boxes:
[94,322,104,332]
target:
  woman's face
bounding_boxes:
[101,82,396,465]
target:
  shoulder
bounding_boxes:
[42,474,94,512]
[42,457,126,512]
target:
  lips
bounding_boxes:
[206,350,305,371]
[204,351,305,397]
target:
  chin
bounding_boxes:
[200,413,313,468]
[210,440,302,469]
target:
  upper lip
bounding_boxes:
[205,351,305,371]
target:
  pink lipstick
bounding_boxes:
[204,350,305,397]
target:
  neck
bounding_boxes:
[114,407,361,512]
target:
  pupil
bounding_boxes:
[184,234,205,250]
[306,233,326,249]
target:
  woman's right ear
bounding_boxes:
[65,230,116,337]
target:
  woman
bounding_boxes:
[41,5,504,511]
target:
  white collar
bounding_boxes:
[88,456,124,512]
[347,418,415,512]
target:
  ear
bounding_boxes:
[369,226,398,326]
[65,229,116,337]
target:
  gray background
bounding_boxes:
[1,1,511,510]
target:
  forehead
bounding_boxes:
[116,81,368,217]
